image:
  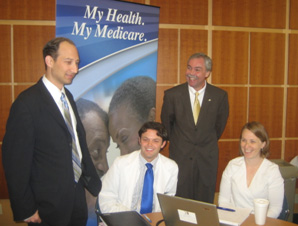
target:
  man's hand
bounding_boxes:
[24,210,41,223]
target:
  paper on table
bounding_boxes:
[217,207,252,226]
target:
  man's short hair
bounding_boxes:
[138,121,168,143]
[43,37,76,69]
[109,76,156,122]
[76,98,108,129]
[188,53,212,72]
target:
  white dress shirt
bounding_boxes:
[188,81,206,110]
[218,157,284,218]
[98,150,178,213]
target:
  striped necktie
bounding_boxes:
[61,92,82,183]
[193,92,200,124]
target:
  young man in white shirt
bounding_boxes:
[98,121,178,213]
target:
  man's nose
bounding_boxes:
[71,63,78,74]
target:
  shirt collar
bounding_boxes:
[188,80,207,95]
[42,75,66,101]
[139,151,159,167]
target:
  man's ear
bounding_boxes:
[205,71,211,79]
[161,140,166,149]
[45,55,54,68]
[147,107,156,121]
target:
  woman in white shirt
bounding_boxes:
[218,121,284,218]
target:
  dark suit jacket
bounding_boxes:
[161,82,229,202]
[2,78,101,225]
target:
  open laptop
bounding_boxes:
[100,211,151,226]
[157,193,234,226]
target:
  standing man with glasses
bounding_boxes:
[2,37,101,226]
[161,53,229,204]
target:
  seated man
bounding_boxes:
[98,121,178,214]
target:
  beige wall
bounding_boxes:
[0,0,298,199]
[0,199,26,226]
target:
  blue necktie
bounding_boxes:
[61,92,82,183]
[140,163,154,214]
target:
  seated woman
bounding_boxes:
[218,121,284,218]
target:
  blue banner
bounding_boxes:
[56,0,160,225]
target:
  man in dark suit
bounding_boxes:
[161,53,229,203]
[2,37,101,226]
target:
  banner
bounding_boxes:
[56,0,160,224]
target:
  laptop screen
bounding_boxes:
[157,193,221,226]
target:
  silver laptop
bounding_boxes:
[157,193,230,226]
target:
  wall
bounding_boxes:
[0,0,298,200]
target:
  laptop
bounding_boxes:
[100,211,151,226]
[157,193,236,226]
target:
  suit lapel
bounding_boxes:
[197,83,211,125]
[37,79,69,131]
[180,84,196,126]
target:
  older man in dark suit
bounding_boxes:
[2,37,101,226]
[161,53,229,203]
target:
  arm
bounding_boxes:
[267,166,284,218]
[153,159,178,212]
[218,162,233,207]
[69,92,102,196]
[2,98,37,220]
[161,91,175,138]
[215,91,229,139]
[164,163,179,196]
[98,159,131,213]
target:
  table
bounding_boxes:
[144,212,298,226]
